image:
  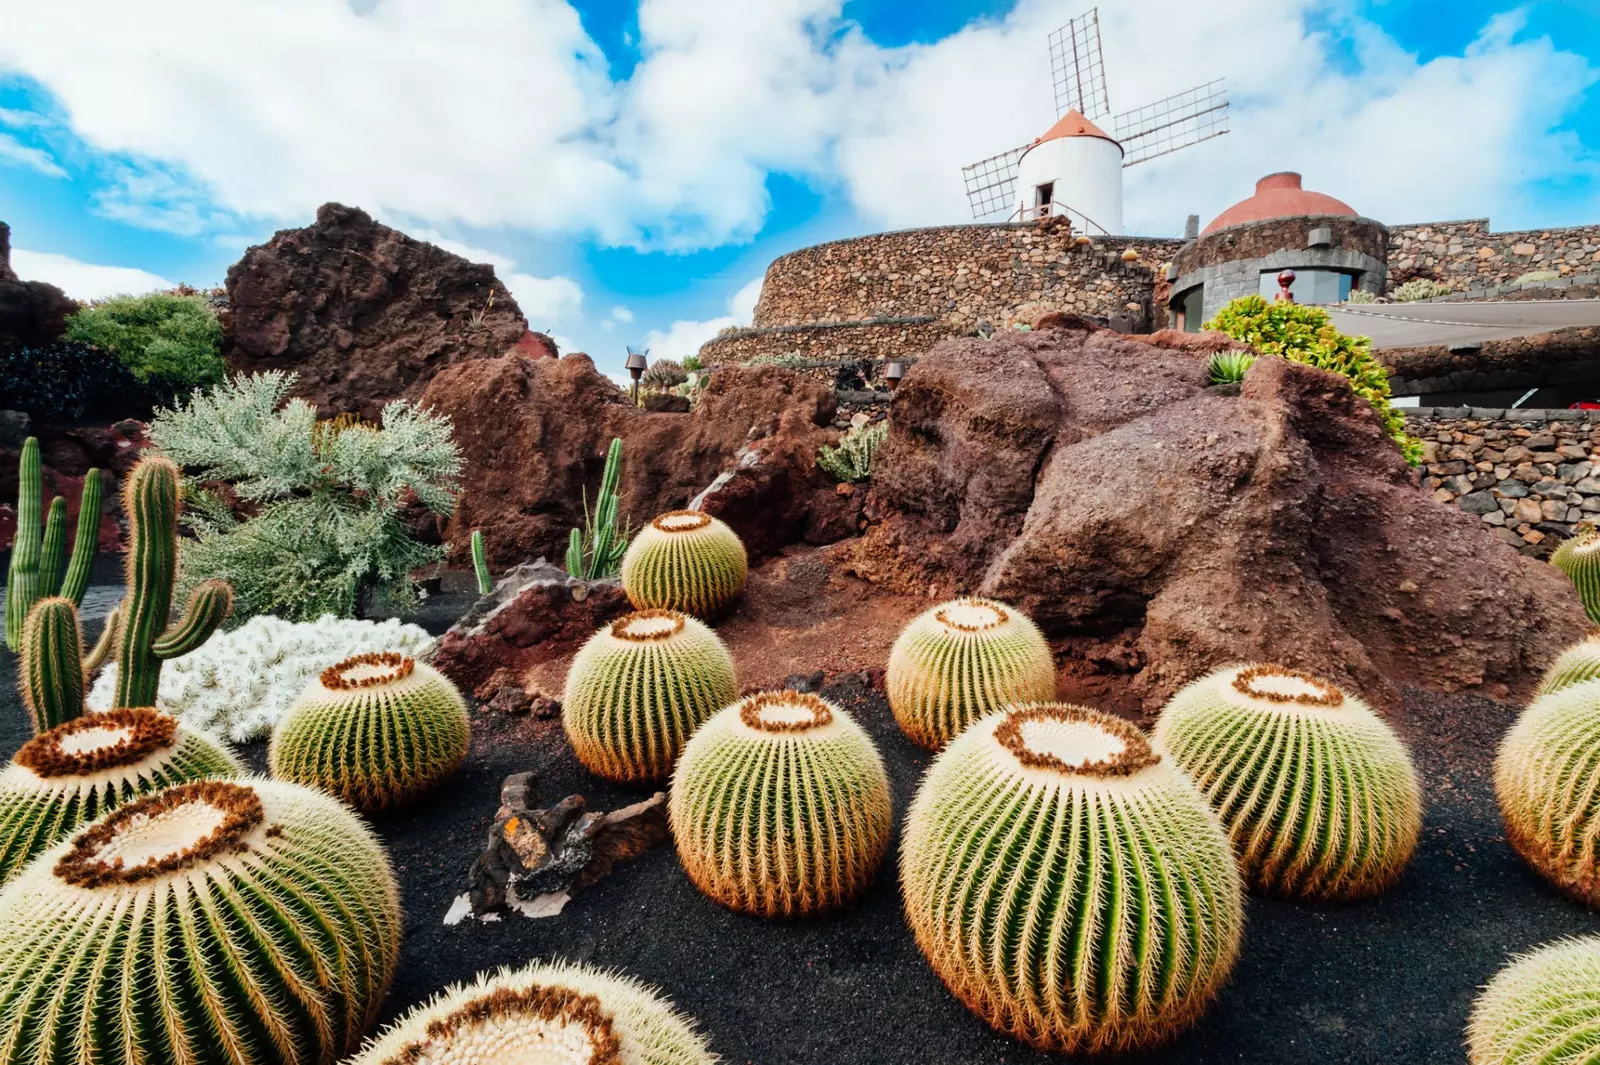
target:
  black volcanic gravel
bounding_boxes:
[0,579,1594,1064]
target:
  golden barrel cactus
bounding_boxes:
[1154,663,1423,901]
[1537,635,1600,697]
[901,703,1243,1054]
[621,511,748,619]
[1469,936,1600,1065]
[563,609,738,784]
[886,596,1055,749]
[347,960,716,1065]
[669,690,892,918]
[1554,526,1600,623]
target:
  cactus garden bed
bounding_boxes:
[0,576,1588,1064]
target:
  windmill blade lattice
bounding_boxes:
[1048,9,1110,120]
[1116,79,1230,167]
[962,145,1028,220]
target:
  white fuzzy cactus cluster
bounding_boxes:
[88,613,434,742]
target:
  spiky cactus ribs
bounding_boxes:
[886,596,1056,749]
[621,510,748,620]
[669,690,892,918]
[347,960,715,1065]
[1154,663,1423,901]
[1536,635,1600,696]
[0,706,240,884]
[1468,936,1600,1065]
[0,778,400,1065]
[901,703,1243,1055]
[563,609,739,784]
[18,597,87,734]
[1554,524,1600,623]
[270,651,470,814]
[1496,678,1600,906]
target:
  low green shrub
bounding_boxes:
[1206,295,1421,465]
[641,358,687,389]
[817,421,888,483]
[1389,278,1453,302]
[64,293,223,387]
[1345,289,1378,304]
[1206,351,1257,385]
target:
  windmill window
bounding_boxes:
[1035,182,1054,209]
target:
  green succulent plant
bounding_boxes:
[346,959,716,1065]
[886,596,1056,750]
[471,529,494,595]
[1155,663,1423,900]
[621,510,748,620]
[563,609,738,784]
[1552,526,1600,624]
[669,690,892,918]
[1495,677,1600,906]
[816,421,888,483]
[1206,350,1258,385]
[0,705,240,885]
[3,437,101,651]
[269,651,470,814]
[17,597,101,734]
[1469,935,1600,1065]
[901,702,1243,1054]
[1537,636,1600,696]
[0,777,400,1065]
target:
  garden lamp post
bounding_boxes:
[1275,270,1297,303]
[625,348,649,403]
[884,361,906,392]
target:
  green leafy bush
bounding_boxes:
[149,372,462,622]
[64,293,223,387]
[817,421,888,483]
[1389,278,1452,302]
[682,355,703,372]
[1206,295,1421,465]
[1345,289,1378,304]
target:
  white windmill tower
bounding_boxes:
[961,8,1229,235]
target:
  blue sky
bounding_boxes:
[0,0,1596,375]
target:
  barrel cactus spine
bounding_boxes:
[1553,524,1600,623]
[1496,677,1600,905]
[886,596,1056,749]
[563,609,738,784]
[1468,936,1600,1065]
[3,438,101,651]
[114,455,233,708]
[1154,663,1423,901]
[621,510,748,620]
[0,705,240,885]
[18,598,87,734]
[669,690,892,918]
[347,960,716,1065]
[901,702,1244,1054]
[0,777,399,1064]
[1536,634,1600,696]
[270,651,470,813]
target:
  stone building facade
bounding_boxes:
[1387,220,1600,293]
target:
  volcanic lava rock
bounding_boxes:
[0,221,75,353]
[223,203,548,419]
[862,327,1588,711]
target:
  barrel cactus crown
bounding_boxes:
[1154,663,1423,901]
[563,609,739,784]
[886,596,1056,749]
[1496,678,1600,905]
[0,777,401,1065]
[1537,635,1600,697]
[669,690,892,918]
[902,703,1243,1055]
[621,510,748,619]
[269,651,470,814]
[0,705,240,885]
[348,960,716,1065]
[1554,525,1600,623]
[1468,936,1600,1065]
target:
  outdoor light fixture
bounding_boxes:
[625,346,649,403]
[1275,270,1297,303]
[884,361,906,391]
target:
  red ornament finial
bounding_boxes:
[1275,269,1297,302]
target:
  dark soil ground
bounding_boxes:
[1,570,1594,1064]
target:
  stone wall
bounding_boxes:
[698,318,943,376]
[1388,219,1600,292]
[1385,325,1600,398]
[1408,407,1600,555]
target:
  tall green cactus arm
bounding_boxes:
[58,469,101,607]
[471,530,492,595]
[36,498,67,602]
[152,581,233,659]
[566,527,586,578]
[4,439,43,651]
[19,598,86,734]
[84,602,120,677]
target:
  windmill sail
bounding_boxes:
[961,145,1028,220]
[1048,9,1110,120]
[1115,79,1229,167]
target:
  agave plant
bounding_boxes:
[1207,350,1258,385]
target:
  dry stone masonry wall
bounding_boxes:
[1387,219,1600,293]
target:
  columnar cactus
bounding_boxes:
[471,528,493,595]
[270,651,470,813]
[3,437,101,651]
[1553,524,1600,623]
[563,609,738,784]
[0,778,400,1064]
[347,960,716,1065]
[1154,663,1423,900]
[18,598,87,733]
[886,596,1056,749]
[1468,936,1600,1065]
[901,703,1243,1054]
[621,510,747,619]
[114,455,233,708]
[669,690,892,918]
[0,706,239,884]
[1536,635,1600,696]
[1496,678,1600,905]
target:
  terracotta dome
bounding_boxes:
[1033,110,1121,149]
[1201,173,1356,235]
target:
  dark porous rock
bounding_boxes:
[0,419,149,552]
[802,484,866,545]
[0,222,75,353]
[427,560,628,694]
[473,667,533,716]
[861,327,1588,713]
[422,354,838,568]
[0,410,29,450]
[783,670,826,693]
[223,203,540,420]
[691,406,841,562]
[642,392,692,413]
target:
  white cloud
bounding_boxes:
[506,272,584,326]
[0,132,66,177]
[10,248,173,299]
[610,306,634,322]
[642,275,763,360]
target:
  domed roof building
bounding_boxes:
[1202,172,1358,234]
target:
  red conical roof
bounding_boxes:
[1035,110,1121,148]
[1202,172,1356,235]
